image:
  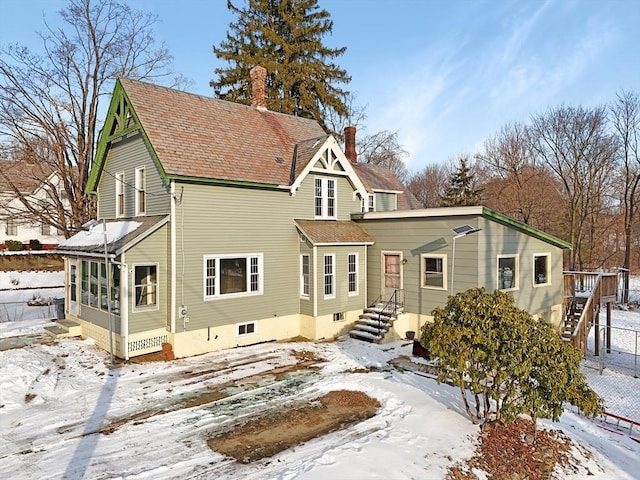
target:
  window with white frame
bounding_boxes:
[498,255,518,290]
[5,219,17,236]
[115,171,125,217]
[135,167,146,215]
[134,264,158,308]
[204,254,262,298]
[40,222,51,236]
[533,254,550,285]
[238,321,256,336]
[361,194,374,213]
[69,263,77,303]
[348,253,358,295]
[300,254,310,297]
[422,254,447,289]
[314,177,336,219]
[323,254,335,298]
[333,312,345,322]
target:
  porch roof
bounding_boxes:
[56,215,169,257]
[294,220,374,246]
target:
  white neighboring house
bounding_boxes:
[0,159,70,250]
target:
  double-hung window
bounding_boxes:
[314,177,336,219]
[323,254,335,298]
[348,253,358,295]
[135,167,146,215]
[300,254,310,297]
[422,254,447,289]
[115,171,125,217]
[204,254,263,299]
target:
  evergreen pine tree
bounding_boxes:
[211,0,351,131]
[440,156,483,206]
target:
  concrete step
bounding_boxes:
[352,323,387,335]
[44,320,82,339]
[361,312,395,323]
[357,318,393,330]
[349,330,383,343]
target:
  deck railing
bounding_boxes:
[563,271,620,353]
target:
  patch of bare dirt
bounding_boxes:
[447,418,575,480]
[97,350,326,436]
[207,390,380,463]
[127,343,175,363]
[0,253,63,272]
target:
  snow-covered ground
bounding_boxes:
[0,271,639,479]
[0,270,64,328]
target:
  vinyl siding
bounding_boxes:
[476,217,564,315]
[358,214,564,317]
[375,192,397,212]
[97,133,171,219]
[125,224,169,334]
[358,215,481,315]
[172,172,364,331]
[314,246,367,317]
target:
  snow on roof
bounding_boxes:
[59,221,142,248]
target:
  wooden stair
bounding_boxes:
[44,319,82,339]
[561,298,587,341]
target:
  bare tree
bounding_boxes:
[405,163,451,208]
[477,122,564,233]
[610,90,640,301]
[529,105,617,270]
[0,0,184,236]
[357,130,409,183]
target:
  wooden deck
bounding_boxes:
[562,272,619,353]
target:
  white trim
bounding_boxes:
[314,176,337,219]
[289,136,368,198]
[360,206,484,220]
[203,253,263,300]
[134,166,146,216]
[300,254,310,298]
[381,251,403,294]
[115,171,125,218]
[132,262,160,312]
[421,253,448,290]
[497,254,519,291]
[323,253,336,299]
[347,252,359,296]
[237,321,257,337]
[170,181,176,334]
[533,253,551,287]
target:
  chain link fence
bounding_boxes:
[586,326,639,378]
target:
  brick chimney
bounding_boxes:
[250,65,267,110]
[344,126,357,163]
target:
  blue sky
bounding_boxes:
[1,0,639,171]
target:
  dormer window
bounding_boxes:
[314,177,336,219]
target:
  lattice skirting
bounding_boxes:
[128,335,168,354]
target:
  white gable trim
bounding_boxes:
[289,136,368,199]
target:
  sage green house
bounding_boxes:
[353,206,571,338]
[54,72,570,359]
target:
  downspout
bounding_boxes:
[170,180,176,335]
